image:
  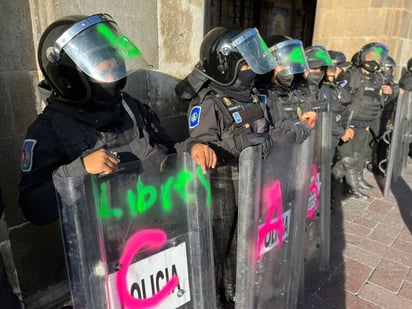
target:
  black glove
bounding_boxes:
[246,132,272,159]
[292,121,311,144]
[269,126,296,144]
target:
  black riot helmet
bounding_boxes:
[357,42,388,72]
[328,50,351,68]
[304,45,332,69]
[268,36,309,75]
[38,13,148,104]
[351,51,360,66]
[197,27,276,85]
[383,56,396,77]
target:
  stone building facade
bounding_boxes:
[0,0,410,307]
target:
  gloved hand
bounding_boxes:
[269,126,296,144]
[278,120,311,144]
[246,132,272,159]
[292,121,311,144]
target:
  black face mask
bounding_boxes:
[362,60,380,72]
[307,71,325,86]
[276,70,294,88]
[233,69,256,90]
[89,79,124,108]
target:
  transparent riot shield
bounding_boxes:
[53,153,215,309]
[298,106,332,303]
[235,133,314,308]
[384,92,412,197]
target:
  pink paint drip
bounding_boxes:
[257,180,285,260]
[116,229,179,308]
[307,164,319,219]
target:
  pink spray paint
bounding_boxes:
[116,229,179,308]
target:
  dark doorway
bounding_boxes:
[205,0,317,47]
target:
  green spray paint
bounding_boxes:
[96,23,141,58]
[96,166,211,220]
[289,47,306,64]
[315,50,332,65]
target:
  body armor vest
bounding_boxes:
[321,83,351,132]
[266,86,313,125]
[47,94,167,163]
[348,68,384,124]
[297,84,328,113]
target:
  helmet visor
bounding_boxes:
[57,14,149,82]
[270,39,309,75]
[231,28,277,74]
[361,44,388,65]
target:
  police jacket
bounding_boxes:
[259,83,312,128]
[338,66,391,128]
[187,85,265,165]
[320,82,352,140]
[19,92,198,225]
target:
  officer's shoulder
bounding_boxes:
[190,88,216,105]
[30,107,56,127]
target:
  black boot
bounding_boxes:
[358,176,373,190]
[341,157,369,200]
[331,160,346,180]
[346,171,369,200]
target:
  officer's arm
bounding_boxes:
[186,97,240,161]
[18,120,70,225]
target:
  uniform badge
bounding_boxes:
[297,106,302,118]
[258,94,267,104]
[232,112,242,123]
[189,106,201,128]
[21,139,37,172]
[222,97,232,106]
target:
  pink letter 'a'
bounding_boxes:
[257,180,284,260]
[307,164,319,219]
[116,229,179,308]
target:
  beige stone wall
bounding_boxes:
[313,0,412,78]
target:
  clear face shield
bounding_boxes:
[270,39,309,75]
[231,28,277,74]
[361,44,388,66]
[49,14,149,82]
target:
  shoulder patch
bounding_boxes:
[258,94,267,104]
[21,139,37,172]
[189,106,201,128]
[232,112,242,123]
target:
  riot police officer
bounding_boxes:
[256,36,313,143]
[19,14,217,225]
[335,42,393,199]
[176,26,274,308]
[322,50,354,159]
[399,57,412,92]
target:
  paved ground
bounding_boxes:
[300,156,412,308]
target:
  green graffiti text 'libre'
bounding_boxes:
[97,167,211,220]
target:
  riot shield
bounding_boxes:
[235,133,314,308]
[53,153,215,309]
[300,106,332,292]
[384,92,412,197]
